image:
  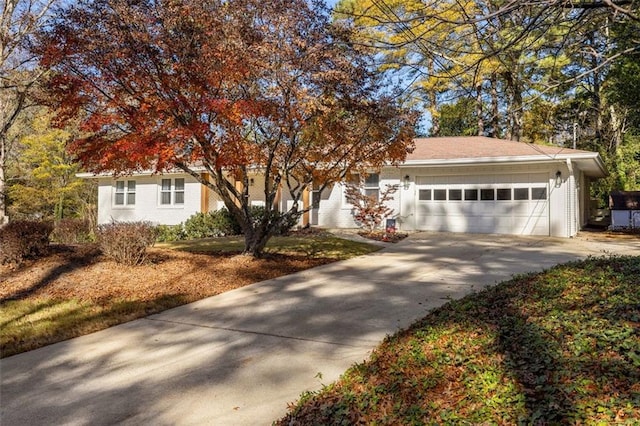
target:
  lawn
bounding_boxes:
[277,255,640,425]
[0,231,379,358]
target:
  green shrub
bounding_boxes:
[249,206,299,235]
[96,221,157,266]
[156,224,187,242]
[183,209,241,239]
[51,218,93,244]
[0,220,53,265]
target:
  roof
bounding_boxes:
[403,136,607,177]
[78,136,608,179]
[609,191,640,210]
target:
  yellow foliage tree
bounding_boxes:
[8,111,90,220]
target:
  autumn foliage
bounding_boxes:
[344,182,399,233]
[36,0,416,256]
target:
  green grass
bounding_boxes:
[1,296,191,358]
[277,256,640,425]
[158,233,379,259]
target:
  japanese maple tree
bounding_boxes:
[344,182,399,233]
[36,0,416,256]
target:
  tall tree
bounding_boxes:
[436,97,479,137]
[7,110,89,220]
[1,0,56,225]
[37,0,416,257]
[335,0,639,141]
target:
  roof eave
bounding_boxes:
[399,152,607,177]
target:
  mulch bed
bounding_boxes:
[0,244,331,303]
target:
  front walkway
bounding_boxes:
[1,232,637,425]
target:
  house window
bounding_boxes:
[363,174,379,200]
[531,187,547,200]
[464,189,478,200]
[418,189,432,201]
[311,181,321,208]
[514,188,529,200]
[497,188,512,201]
[344,173,380,207]
[160,178,185,205]
[115,180,135,206]
[480,189,495,201]
[448,189,462,201]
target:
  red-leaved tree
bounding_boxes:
[35,0,416,256]
[345,182,398,233]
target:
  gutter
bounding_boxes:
[399,152,601,167]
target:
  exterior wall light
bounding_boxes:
[403,174,410,189]
[555,170,562,188]
[249,178,255,186]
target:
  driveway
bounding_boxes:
[1,232,638,425]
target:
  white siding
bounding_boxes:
[314,168,403,229]
[97,174,202,225]
[92,162,590,238]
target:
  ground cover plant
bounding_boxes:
[0,232,378,358]
[278,255,640,425]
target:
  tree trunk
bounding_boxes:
[242,227,272,257]
[503,71,523,141]
[490,73,500,138]
[476,81,484,136]
[428,89,440,137]
[0,135,7,226]
[512,88,523,142]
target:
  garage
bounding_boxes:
[414,172,550,235]
[394,136,608,238]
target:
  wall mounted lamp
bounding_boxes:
[249,178,255,186]
[555,170,562,188]
[403,174,410,189]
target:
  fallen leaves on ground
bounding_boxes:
[0,244,331,303]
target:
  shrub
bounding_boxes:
[0,220,53,265]
[183,209,241,239]
[155,224,187,242]
[51,218,94,244]
[96,221,157,266]
[249,206,299,235]
[345,183,399,232]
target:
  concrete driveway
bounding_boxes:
[1,232,638,425]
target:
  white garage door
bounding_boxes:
[415,173,549,236]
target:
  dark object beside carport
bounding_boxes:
[609,191,640,230]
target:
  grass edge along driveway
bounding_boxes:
[277,255,640,425]
[0,233,379,358]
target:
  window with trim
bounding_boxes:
[434,189,447,200]
[448,189,462,201]
[363,174,379,200]
[418,189,432,201]
[531,187,547,200]
[464,189,478,200]
[497,188,511,200]
[344,173,380,206]
[115,180,136,206]
[514,188,529,200]
[480,188,495,200]
[160,178,185,205]
[311,181,321,208]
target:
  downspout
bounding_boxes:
[566,158,577,237]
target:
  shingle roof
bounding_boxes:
[407,136,593,161]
